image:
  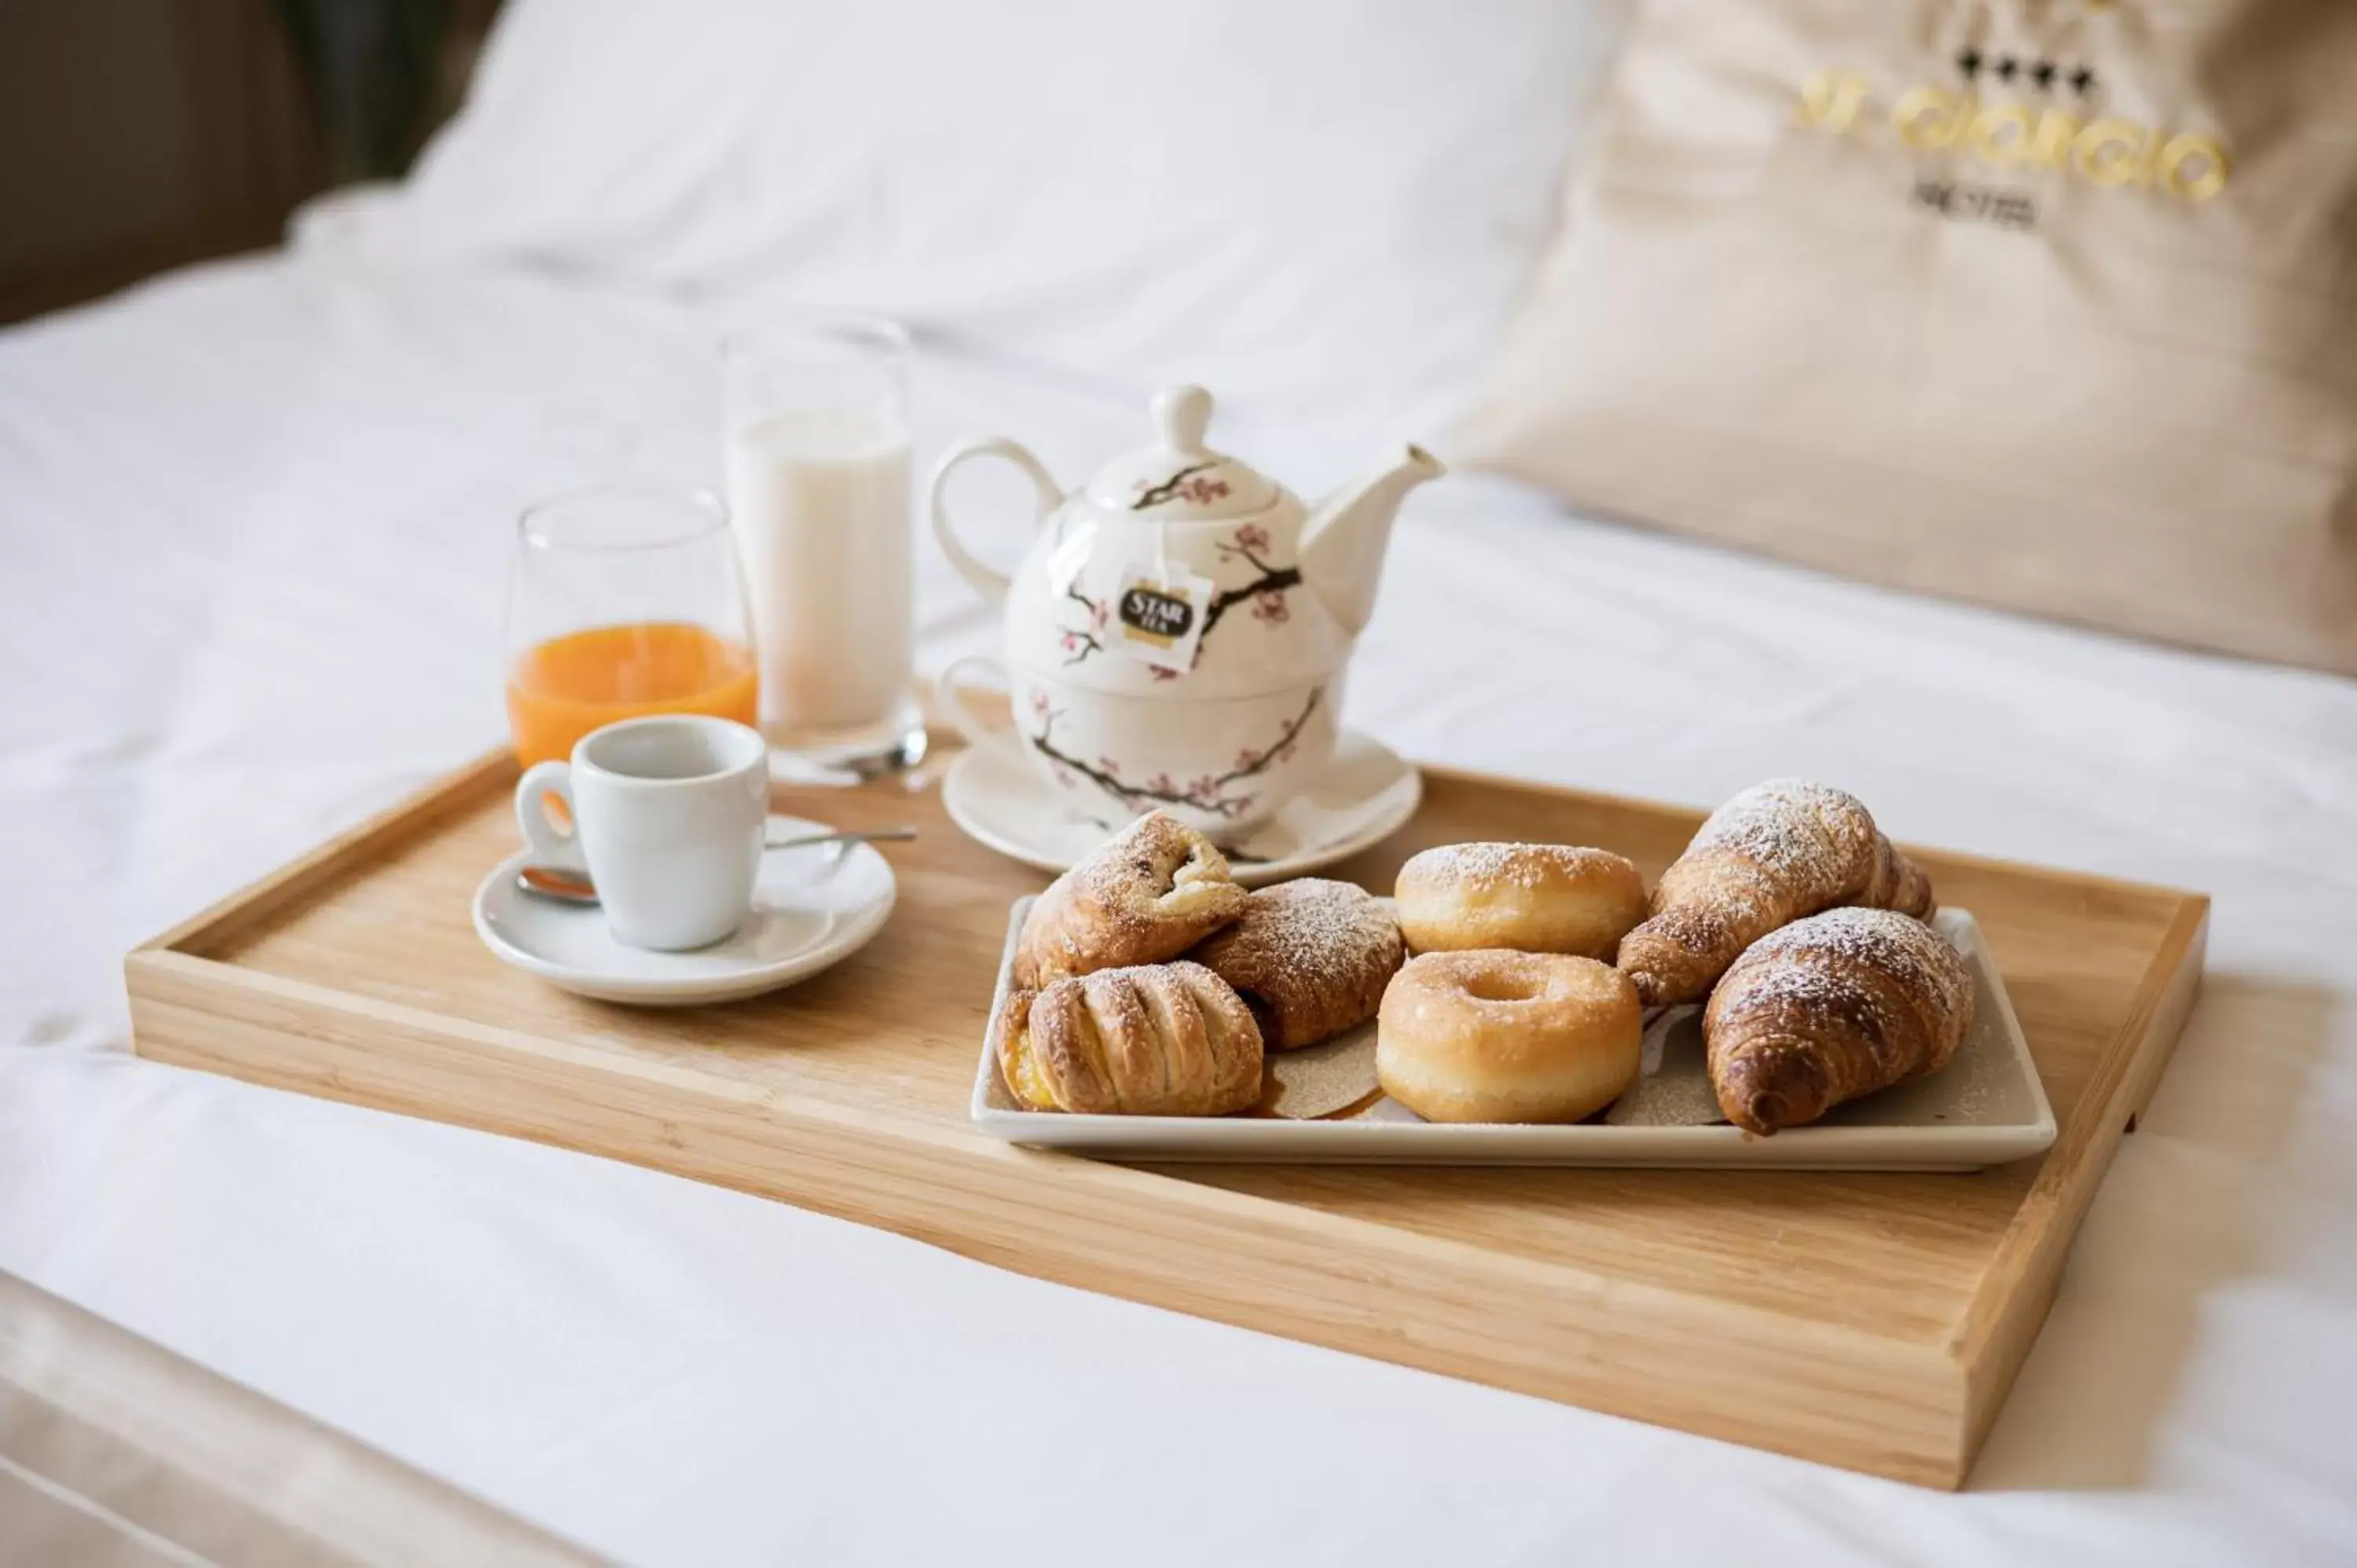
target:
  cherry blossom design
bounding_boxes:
[1023,687,1323,819]
[1131,463,1231,511]
[1059,584,1108,665]
[1205,525,1301,638]
[1054,521,1303,670]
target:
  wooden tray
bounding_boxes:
[125,746,2207,1488]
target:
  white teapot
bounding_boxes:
[930,384,1442,839]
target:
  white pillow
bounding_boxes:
[358,0,1628,435]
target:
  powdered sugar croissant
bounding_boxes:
[1703,907,1974,1134]
[1615,779,1935,1008]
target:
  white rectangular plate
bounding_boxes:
[970,898,2057,1170]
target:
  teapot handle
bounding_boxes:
[928,436,1063,605]
[931,654,1032,767]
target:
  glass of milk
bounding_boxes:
[721,313,925,774]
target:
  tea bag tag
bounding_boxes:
[1104,556,1214,674]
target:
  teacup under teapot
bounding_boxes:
[931,385,1442,840]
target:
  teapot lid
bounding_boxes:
[1083,386,1278,521]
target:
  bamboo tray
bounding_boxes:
[125,746,2207,1488]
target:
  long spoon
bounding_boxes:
[516,826,917,908]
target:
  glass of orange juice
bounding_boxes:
[505,485,759,768]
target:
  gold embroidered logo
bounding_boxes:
[1798,69,2231,203]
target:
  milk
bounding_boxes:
[724,411,915,742]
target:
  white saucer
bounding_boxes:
[942,729,1420,886]
[471,815,896,1006]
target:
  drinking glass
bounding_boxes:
[721,312,926,774]
[504,484,757,768]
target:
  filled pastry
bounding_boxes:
[995,960,1263,1116]
[1014,810,1249,987]
[1615,779,1934,1008]
[1188,877,1404,1050]
[1703,907,1973,1134]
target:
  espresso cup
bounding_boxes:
[515,715,768,951]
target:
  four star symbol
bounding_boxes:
[1953,51,2099,97]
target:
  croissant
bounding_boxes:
[1615,779,1935,1008]
[1015,811,1248,987]
[995,961,1263,1116]
[1703,907,1974,1134]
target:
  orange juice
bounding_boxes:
[507,622,759,767]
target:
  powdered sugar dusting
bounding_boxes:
[1721,909,1974,1076]
[1017,809,1247,983]
[1704,906,1975,1131]
[1198,879,1400,988]
[1402,841,1626,894]
[1189,878,1403,1047]
[1740,907,1969,1019]
[1688,779,1867,885]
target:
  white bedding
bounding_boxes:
[366,0,1628,438]
[3,247,2355,1566]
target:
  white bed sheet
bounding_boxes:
[2,248,2354,1566]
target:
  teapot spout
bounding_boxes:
[1297,444,1446,636]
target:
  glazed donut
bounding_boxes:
[1376,951,1642,1123]
[1393,842,1648,958]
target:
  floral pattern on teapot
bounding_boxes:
[1025,679,1325,823]
[1131,465,1233,510]
[929,384,1439,838]
[1055,519,1299,676]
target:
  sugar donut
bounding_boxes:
[1376,951,1642,1123]
[1393,842,1648,958]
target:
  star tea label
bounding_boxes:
[1107,559,1213,674]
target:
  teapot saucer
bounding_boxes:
[941,729,1420,886]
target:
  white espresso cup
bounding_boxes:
[515,715,769,951]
